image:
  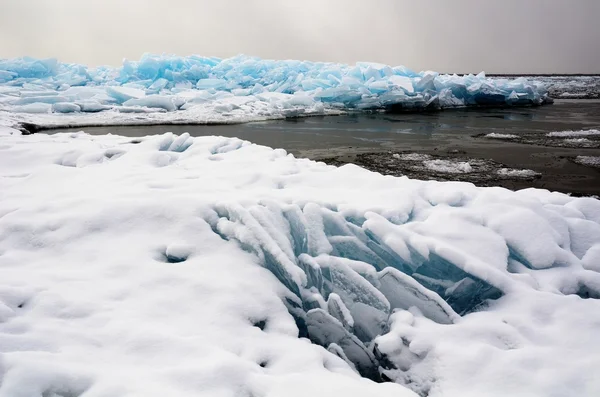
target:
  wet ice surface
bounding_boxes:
[476,127,600,149]
[325,152,541,186]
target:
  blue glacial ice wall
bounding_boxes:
[0,54,551,117]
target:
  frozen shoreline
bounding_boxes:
[1,129,600,396]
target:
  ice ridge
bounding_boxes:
[0,55,552,127]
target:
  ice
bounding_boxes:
[377,268,458,324]
[574,156,600,168]
[547,129,600,137]
[1,130,599,396]
[12,103,51,113]
[484,133,519,139]
[52,102,81,113]
[0,54,552,127]
[106,86,146,103]
[565,138,593,145]
[497,168,540,178]
[423,159,473,173]
[306,309,380,380]
[76,100,109,112]
[123,95,179,111]
[393,153,432,161]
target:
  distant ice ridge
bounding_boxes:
[0,55,551,128]
[1,127,600,396]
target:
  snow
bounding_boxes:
[574,156,600,168]
[393,153,432,161]
[0,55,552,128]
[564,138,595,147]
[1,127,600,396]
[423,159,473,173]
[547,129,600,137]
[484,133,519,139]
[497,168,540,178]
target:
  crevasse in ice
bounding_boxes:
[0,54,551,121]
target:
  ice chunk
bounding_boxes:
[327,293,355,331]
[124,95,177,111]
[485,133,519,139]
[306,308,380,380]
[196,78,228,90]
[423,159,473,173]
[13,103,52,113]
[76,100,109,112]
[497,168,540,178]
[106,86,146,103]
[52,102,81,113]
[378,268,458,324]
[389,75,414,94]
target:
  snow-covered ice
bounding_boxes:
[547,129,600,138]
[484,133,519,140]
[1,124,600,396]
[422,159,473,173]
[393,153,432,161]
[564,138,593,145]
[497,168,540,178]
[0,55,552,129]
[574,156,600,168]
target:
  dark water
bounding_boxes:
[54,100,600,196]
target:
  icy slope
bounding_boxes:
[1,127,599,396]
[0,55,551,128]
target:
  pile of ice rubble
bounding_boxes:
[0,55,552,128]
[1,126,600,397]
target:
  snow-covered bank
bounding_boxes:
[0,55,551,129]
[1,128,599,396]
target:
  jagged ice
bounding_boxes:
[0,55,552,128]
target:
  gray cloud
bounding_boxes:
[1,0,599,73]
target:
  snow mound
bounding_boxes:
[0,55,551,128]
[1,131,599,396]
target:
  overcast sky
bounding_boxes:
[1,0,599,74]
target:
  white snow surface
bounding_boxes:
[1,126,600,397]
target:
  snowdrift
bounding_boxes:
[1,125,599,396]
